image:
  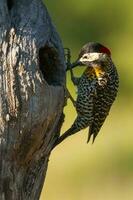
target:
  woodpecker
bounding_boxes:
[55,42,119,147]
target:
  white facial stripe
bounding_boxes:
[80,53,101,62]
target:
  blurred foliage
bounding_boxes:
[41,0,133,200]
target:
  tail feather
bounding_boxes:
[87,129,92,143]
[54,125,79,147]
[87,125,100,144]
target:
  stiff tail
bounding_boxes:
[87,118,106,143]
[53,126,79,148]
[87,130,97,144]
[87,124,101,143]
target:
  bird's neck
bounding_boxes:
[84,65,105,79]
[93,65,105,78]
[84,65,108,86]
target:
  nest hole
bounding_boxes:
[39,46,64,86]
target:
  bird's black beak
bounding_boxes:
[71,60,82,67]
[70,60,82,69]
[66,60,84,71]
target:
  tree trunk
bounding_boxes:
[0,0,66,199]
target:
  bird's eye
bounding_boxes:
[83,56,87,59]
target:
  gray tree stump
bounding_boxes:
[0,0,66,199]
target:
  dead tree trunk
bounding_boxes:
[0,0,66,199]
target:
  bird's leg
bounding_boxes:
[64,48,71,70]
[69,65,80,86]
[64,48,80,86]
[66,89,76,107]
[64,48,77,107]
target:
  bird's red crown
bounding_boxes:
[100,46,111,56]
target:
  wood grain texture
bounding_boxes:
[0,0,66,199]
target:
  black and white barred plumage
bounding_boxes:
[55,42,119,146]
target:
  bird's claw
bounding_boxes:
[64,48,72,70]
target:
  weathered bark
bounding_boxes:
[0,0,66,199]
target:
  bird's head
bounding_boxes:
[71,42,111,68]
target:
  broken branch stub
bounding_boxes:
[0,0,66,199]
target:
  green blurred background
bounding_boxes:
[41,0,133,199]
